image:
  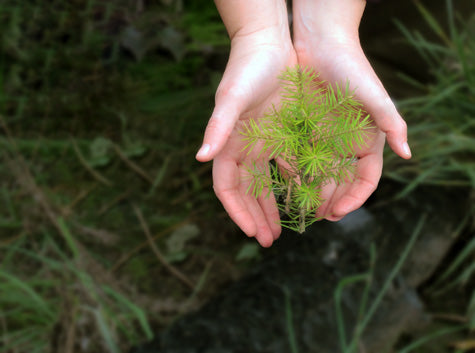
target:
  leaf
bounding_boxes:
[120,25,185,62]
[159,26,186,61]
[88,137,112,167]
[235,243,260,262]
[167,224,199,253]
[123,142,147,159]
[469,291,475,330]
[120,26,148,61]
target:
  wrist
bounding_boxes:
[293,0,365,48]
[215,0,291,44]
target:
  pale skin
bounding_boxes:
[196,0,411,247]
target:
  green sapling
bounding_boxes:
[241,66,372,233]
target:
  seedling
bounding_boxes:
[241,66,372,233]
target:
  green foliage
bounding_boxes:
[388,0,475,194]
[336,216,425,353]
[0,232,153,353]
[386,1,475,349]
[0,0,226,135]
[235,243,261,262]
[0,1,230,352]
[242,67,371,233]
[0,0,128,130]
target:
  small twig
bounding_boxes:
[63,184,97,216]
[170,163,212,188]
[132,204,195,290]
[170,179,212,205]
[98,190,131,215]
[110,219,187,272]
[0,315,8,348]
[285,179,293,214]
[71,139,113,187]
[112,144,153,184]
[299,207,306,234]
[431,312,468,324]
[64,303,77,353]
[71,222,118,246]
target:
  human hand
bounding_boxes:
[196,0,297,246]
[292,0,411,221]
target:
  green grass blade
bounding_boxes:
[397,325,465,353]
[0,270,56,321]
[346,215,426,352]
[93,308,120,353]
[283,286,299,353]
[433,235,475,286]
[56,217,79,260]
[334,273,370,352]
[102,285,153,340]
[414,0,452,47]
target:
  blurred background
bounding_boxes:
[0,1,473,352]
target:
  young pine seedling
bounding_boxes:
[241,66,372,233]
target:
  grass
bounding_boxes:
[0,140,156,352]
[335,216,426,353]
[383,1,475,350]
[1,230,154,353]
[0,1,249,352]
[386,0,475,195]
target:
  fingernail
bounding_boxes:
[402,142,412,158]
[196,144,210,159]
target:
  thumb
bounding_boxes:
[364,94,412,159]
[337,52,412,159]
[196,43,287,161]
[196,84,250,162]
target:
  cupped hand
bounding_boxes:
[296,42,390,221]
[196,35,297,247]
[212,125,282,247]
[315,123,385,222]
[293,0,411,221]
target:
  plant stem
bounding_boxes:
[299,207,306,234]
[285,179,293,214]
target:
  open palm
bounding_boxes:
[294,38,407,221]
[197,38,297,247]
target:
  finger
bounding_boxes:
[326,214,344,222]
[242,190,275,247]
[197,46,286,162]
[316,47,412,160]
[196,54,263,162]
[196,85,249,162]
[315,179,338,220]
[257,190,282,240]
[213,157,257,237]
[330,146,384,219]
[360,93,411,160]
[320,182,346,222]
[239,168,275,247]
[342,53,412,159]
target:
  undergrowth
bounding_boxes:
[0,1,240,352]
[384,0,475,351]
[387,1,475,196]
